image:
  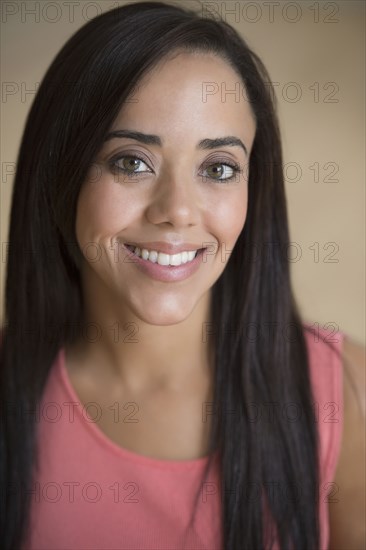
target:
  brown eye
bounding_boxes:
[109,155,152,177]
[116,157,145,173]
[206,163,226,179]
[203,162,240,182]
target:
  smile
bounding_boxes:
[125,244,202,267]
[122,243,207,283]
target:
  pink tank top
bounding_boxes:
[23,324,344,549]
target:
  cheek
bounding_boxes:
[211,189,248,244]
[75,179,138,246]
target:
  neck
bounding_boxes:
[66,267,214,394]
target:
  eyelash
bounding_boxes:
[108,154,242,183]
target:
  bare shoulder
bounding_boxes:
[328,335,366,549]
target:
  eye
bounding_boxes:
[109,154,152,177]
[202,161,242,183]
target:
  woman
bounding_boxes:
[0,1,364,549]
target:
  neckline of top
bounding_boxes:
[56,346,217,471]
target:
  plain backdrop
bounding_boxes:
[0,0,365,345]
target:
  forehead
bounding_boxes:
[110,52,256,149]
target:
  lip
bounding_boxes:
[120,243,207,283]
[123,241,207,255]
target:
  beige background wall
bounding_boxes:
[1,0,365,344]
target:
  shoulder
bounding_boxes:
[342,336,365,419]
[302,323,344,414]
[328,334,366,549]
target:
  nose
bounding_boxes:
[145,168,202,228]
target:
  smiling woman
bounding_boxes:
[0,1,364,550]
[75,50,254,322]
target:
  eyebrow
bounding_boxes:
[104,130,248,157]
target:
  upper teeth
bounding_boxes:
[129,245,199,266]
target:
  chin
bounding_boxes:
[136,308,192,327]
[128,296,196,326]
[120,287,206,327]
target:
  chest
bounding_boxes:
[67,366,213,461]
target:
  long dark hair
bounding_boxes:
[0,1,340,548]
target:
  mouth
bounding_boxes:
[124,243,207,266]
[119,240,210,282]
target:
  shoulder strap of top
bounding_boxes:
[303,323,345,490]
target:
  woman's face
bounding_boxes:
[75,51,256,325]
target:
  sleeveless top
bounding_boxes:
[23,324,344,549]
